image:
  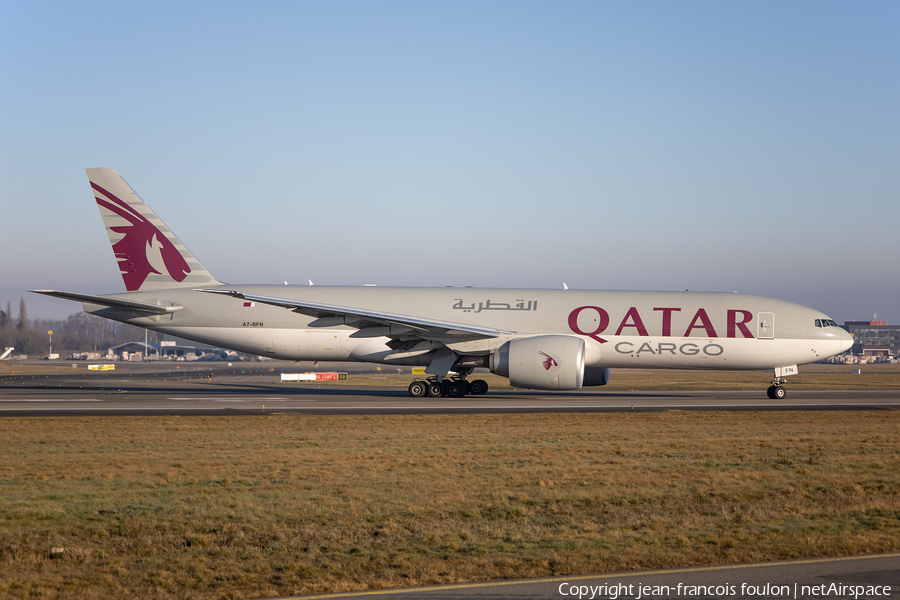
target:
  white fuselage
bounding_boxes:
[83,286,853,372]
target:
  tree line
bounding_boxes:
[0,297,159,357]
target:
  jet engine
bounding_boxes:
[491,335,585,390]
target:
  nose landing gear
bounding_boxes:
[766,366,797,400]
[767,383,787,399]
[766,376,789,399]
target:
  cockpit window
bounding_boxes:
[815,319,822,327]
[827,319,837,327]
[815,319,838,328]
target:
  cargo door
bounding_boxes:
[758,312,775,339]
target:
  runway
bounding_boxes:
[258,553,900,599]
[1,365,898,416]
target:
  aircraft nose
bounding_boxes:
[839,328,854,353]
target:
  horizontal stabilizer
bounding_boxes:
[30,290,183,315]
[197,288,509,339]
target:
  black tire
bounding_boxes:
[441,379,454,397]
[766,385,776,399]
[774,385,786,399]
[426,382,442,397]
[469,379,488,395]
[446,381,465,398]
[408,381,426,397]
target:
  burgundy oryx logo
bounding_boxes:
[92,182,191,291]
[538,351,559,371]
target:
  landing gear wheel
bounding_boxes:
[766,385,776,399]
[441,379,466,398]
[408,381,426,397]
[469,379,488,395]
[766,385,786,399]
[425,382,443,397]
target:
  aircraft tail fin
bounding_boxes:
[86,168,221,291]
[0,347,13,361]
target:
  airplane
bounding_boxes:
[33,168,853,399]
[0,347,14,361]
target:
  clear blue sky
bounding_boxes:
[2,1,898,323]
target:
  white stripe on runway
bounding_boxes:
[166,397,290,401]
[0,399,101,402]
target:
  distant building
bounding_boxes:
[107,341,235,361]
[108,341,161,361]
[842,319,900,358]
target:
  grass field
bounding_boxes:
[0,412,898,599]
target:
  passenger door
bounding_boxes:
[758,312,775,339]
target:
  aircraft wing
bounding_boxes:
[197,289,510,339]
[31,290,184,314]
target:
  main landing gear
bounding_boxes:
[407,378,489,398]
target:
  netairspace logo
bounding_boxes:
[557,581,892,599]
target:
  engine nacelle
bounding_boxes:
[491,335,585,391]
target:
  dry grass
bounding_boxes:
[0,412,898,599]
[0,363,71,376]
